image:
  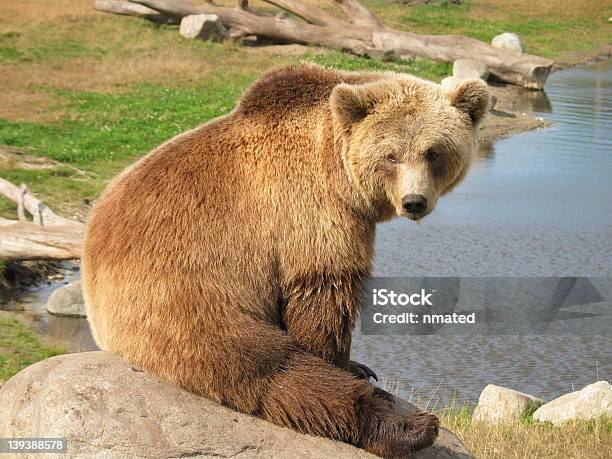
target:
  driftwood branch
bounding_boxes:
[0,223,83,262]
[333,0,384,28]
[262,1,344,27]
[96,0,553,88]
[0,178,83,261]
[134,0,370,51]
[94,0,177,23]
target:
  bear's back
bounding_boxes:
[236,64,385,119]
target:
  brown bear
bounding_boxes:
[82,63,488,457]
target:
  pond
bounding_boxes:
[353,59,612,405]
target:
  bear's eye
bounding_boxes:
[386,153,399,164]
[425,149,440,162]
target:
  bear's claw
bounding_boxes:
[348,360,378,381]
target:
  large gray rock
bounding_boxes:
[473,384,543,424]
[179,14,228,42]
[491,32,524,53]
[533,381,612,425]
[452,59,489,80]
[0,352,472,458]
[46,280,86,318]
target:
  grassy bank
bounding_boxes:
[367,0,610,59]
[0,313,65,382]
[441,408,612,458]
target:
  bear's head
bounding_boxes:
[330,75,489,221]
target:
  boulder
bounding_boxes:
[179,14,228,42]
[452,59,489,80]
[473,384,543,424]
[46,280,86,318]
[491,33,524,53]
[533,381,612,425]
[0,352,473,459]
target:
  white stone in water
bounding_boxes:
[533,381,612,425]
[473,384,543,424]
[46,280,86,318]
[491,32,524,53]
[179,14,228,42]
[452,59,489,80]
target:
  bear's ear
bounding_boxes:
[448,79,490,124]
[330,84,372,130]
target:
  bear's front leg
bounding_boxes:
[282,272,377,380]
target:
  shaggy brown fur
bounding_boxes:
[83,64,488,457]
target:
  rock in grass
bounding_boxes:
[441,76,465,90]
[533,381,612,425]
[473,384,543,424]
[46,280,86,318]
[491,32,524,53]
[440,75,488,91]
[0,351,473,459]
[179,14,228,42]
[452,59,489,80]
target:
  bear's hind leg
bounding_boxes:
[260,350,439,457]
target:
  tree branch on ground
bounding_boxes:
[94,0,553,89]
[0,178,83,261]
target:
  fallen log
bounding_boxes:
[0,178,83,261]
[0,223,83,262]
[94,0,178,23]
[94,0,553,89]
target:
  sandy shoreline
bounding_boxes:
[552,44,612,70]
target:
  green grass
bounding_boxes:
[365,0,610,58]
[1,18,163,64]
[0,315,65,382]
[0,51,448,167]
[0,31,23,61]
[306,50,451,80]
[394,4,592,57]
[0,83,245,166]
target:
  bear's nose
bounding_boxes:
[402,194,428,215]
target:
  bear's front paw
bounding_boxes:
[359,407,439,457]
[405,410,439,452]
[372,386,395,406]
[348,360,378,381]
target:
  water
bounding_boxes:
[9,61,611,405]
[352,60,612,405]
[6,264,96,353]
